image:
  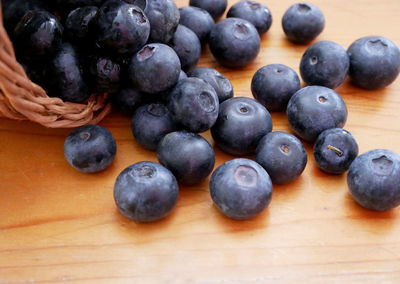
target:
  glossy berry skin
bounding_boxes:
[179,6,214,45]
[169,25,201,72]
[314,128,358,174]
[282,3,325,44]
[46,43,89,103]
[256,131,307,184]
[131,103,177,151]
[209,18,260,68]
[189,0,227,20]
[3,0,48,36]
[157,131,215,185]
[188,67,233,103]
[88,56,121,93]
[347,36,400,89]
[227,1,272,35]
[251,64,300,112]
[14,10,63,61]
[300,41,350,89]
[129,43,181,94]
[111,87,145,116]
[65,6,98,44]
[95,0,150,55]
[168,78,219,133]
[144,0,180,43]
[114,161,179,222]
[211,97,273,156]
[64,124,117,173]
[347,149,400,211]
[286,86,347,142]
[210,158,273,220]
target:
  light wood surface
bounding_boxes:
[1,0,400,283]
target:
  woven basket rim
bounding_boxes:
[0,1,111,128]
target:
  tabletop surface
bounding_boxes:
[1,0,400,283]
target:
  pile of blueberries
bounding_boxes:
[6,0,400,222]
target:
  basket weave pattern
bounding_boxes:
[0,3,111,128]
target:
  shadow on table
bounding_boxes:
[342,192,398,233]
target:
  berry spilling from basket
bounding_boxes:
[4,0,400,222]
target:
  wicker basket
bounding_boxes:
[0,3,111,128]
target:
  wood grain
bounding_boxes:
[1,0,400,283]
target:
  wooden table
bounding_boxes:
[1,0,400,282]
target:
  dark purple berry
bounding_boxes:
[129,43,181,94]
[211,97,273,156]
[114,161,179,222]
[168,78,219,133]
[300,41,350,89]
[348,149,400,211]
[256,131,307,184]
[209,18,260,68]
[251,64,300,112]
[282,3,325,44]
[347,36,400,89]
[210,158,273,220]
[287,86,348,142]
[157,131,215,185]
[64,124,117,173]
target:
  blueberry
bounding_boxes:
[227,1,272,35]
[255,131,307,184]
[64,124,117,173]
[95,0,150,55]
[88,55,121,93]
[129,43,181,94]
[287,86,348,142]
[168,78,219,133]
[209,18,260,68]
[114,161,179,222]
[189,0,227,20]
[282,3,325,44]
[347,149,400,211]
[347,36,400,90]
[179,6,214,45]
[3,0,48,37]
[111,87,145,116]
[187,67,233,103]
[169,25,201,72]
[300,41,350,89]
[314,128,358,174]
[144,0,180,43]
[211,97,273,156]
[46,43,90,103]
[14,10,63,61]
[251,64,300,112]
[131,103,177,151]
[157,131,215,185]
[210,158,273,220]
[65,6,98,44]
